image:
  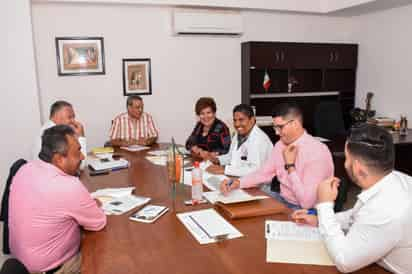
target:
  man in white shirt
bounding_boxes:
[207,104,273,177]
[33,101,87,166]
[292,124,412,273]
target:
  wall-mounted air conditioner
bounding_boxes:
[172,9,243,36]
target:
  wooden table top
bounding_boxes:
[80,144,389,274]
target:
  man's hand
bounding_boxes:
[317,177,340,204]
[283,145,298,165]
[206,164,225,175]
[291,209,318,227]
[71,120,85,136]
[219,178,240,196]
[207,152,220,164]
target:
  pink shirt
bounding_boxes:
[240,131,334,209]
[9,160,106,273]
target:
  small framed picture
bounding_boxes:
[122,58,152,96]
[55,37,105,76]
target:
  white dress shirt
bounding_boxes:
[32,120,87,169]
[317,171,412,273]
[217,124,273,177]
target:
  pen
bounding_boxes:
[307,208,317,215]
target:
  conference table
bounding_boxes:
[80,144,390,274]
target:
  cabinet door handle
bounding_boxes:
[281,51,285,62]
[329,52,334,62]
[275,51,279,62]
[335,52,339,62]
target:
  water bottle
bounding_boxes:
[191,161,203,202]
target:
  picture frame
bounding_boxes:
[122,58,152,96]
[55,37,105,76]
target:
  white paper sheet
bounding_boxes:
[91,187,135,199]
[101,195,150,215]
[145,156,167,166]
[177,208,243,244]
[120,145,150,152]
[265,220,322,241]
[265,220,334,266]
[203,189,268,204]
[147,150,169,156]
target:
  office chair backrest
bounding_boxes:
[0,258,29,274]
[334,177,349,212]
[314,101,346,139]
[1,159,27,254]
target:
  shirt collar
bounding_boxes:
[357,171,393,204]
[36,159,72,178]
[281,130,308,148]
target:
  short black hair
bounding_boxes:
[127,95,143,107]
[39,125,76,163]
[271,102,303,122]
[50,101,72,119]
[233,104,254,118]
[347,123,394,173]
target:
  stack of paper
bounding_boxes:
[265,220,334,266]
[177,208,243,244]
[203,189,268,204]
[120,145,150,152]
[88,158,129,171]
[91,187,150,215]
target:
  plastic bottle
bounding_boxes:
[191,161,203,202]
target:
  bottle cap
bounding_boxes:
[193,161,200,168]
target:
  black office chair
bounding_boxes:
[0,159,27,254]
[313,101,347,139]
[270,176,348,212]
[334,177,349,212]
[0,258,29,274]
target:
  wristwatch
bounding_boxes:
[284,163,295,171]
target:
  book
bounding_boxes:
[129,205,169,223]
[91,147,114,155]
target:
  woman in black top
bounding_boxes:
[186,97,231,160]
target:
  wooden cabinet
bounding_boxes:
[242,41,358,136]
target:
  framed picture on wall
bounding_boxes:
[55,37,105,76]
[122,58,152,96]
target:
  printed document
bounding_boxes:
[265,220,334,266]
[177,208,243,244]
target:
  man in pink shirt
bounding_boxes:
[220,103,334,209]
[9,125,106,273]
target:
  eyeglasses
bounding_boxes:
[273,119,294,132]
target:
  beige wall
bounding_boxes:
[0,0,41,191]
[353,3,412,120]
[32,3,354,148]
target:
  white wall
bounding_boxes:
[353,3,412,120]
[31,3,355,148]
[0,1,41,191]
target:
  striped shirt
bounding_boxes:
[109,112,158,141]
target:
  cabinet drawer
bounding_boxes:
[249,43,290,68]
